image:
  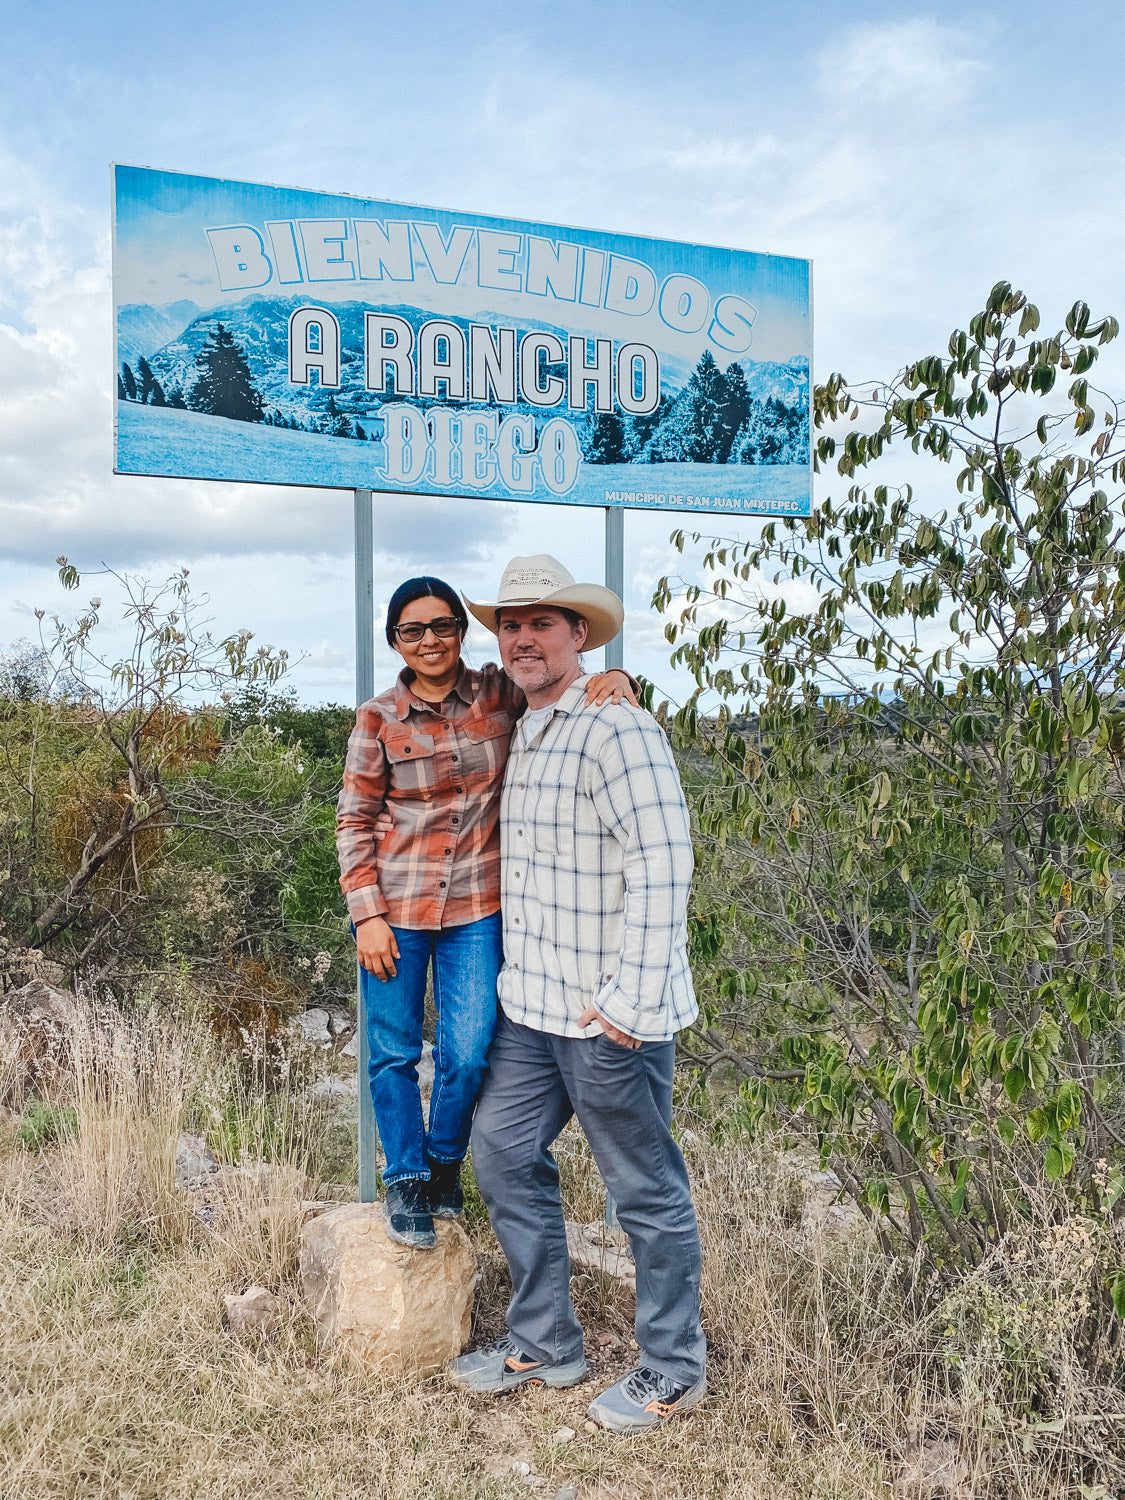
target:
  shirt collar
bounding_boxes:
[552,674,590,716]
[392,663,474,720]
[520,675,588,731]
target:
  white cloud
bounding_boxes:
[2,9,1123,709]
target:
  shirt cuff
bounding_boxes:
[592,979,670,1042]
[346,885,389,924]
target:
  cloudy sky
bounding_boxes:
[2,1,1123,704]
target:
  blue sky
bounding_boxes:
[1,1,1123,702]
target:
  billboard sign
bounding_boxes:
[113,166,812,517]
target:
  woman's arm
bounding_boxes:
[584,669,640,706]
[335,704,391,927]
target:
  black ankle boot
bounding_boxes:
[426,1157,463,1219]
[383,1178,436,1249]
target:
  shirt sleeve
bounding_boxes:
[584,714,695,1037]
[335,704,390,924]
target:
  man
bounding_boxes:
[449,554,706,1435]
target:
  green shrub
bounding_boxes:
[17,1100,79,1152]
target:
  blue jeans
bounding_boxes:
[360,912,502,1185]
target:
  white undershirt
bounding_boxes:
[518,703,554,746]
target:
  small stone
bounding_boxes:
[551,1426,577,1443]
[512,1460,533,1476]
[309,1075,356,1103]
[223,1285,283,1338]
[294,1008,332,1046]
[341,1032,360,1059]
[554,1488,580,1500]
[894,1437,972,1500]
[175,1131,221,1188]
[564,1221,635,1286]
[583,1420,599,1435]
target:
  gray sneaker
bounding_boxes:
[587,1365,706,1433]
[448,1333,588,1393]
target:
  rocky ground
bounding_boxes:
[0,980,1118,1500]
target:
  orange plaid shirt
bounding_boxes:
[336,662,524,931]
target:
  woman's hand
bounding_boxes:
[585,669,639,707]
[356,915,400,980]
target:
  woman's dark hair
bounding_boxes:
[385,576,469,647]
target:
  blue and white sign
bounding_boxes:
[113,166,812,517]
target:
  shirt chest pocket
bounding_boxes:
[529,785,576,856]
[383,731,437,798]
[461,708,514,746]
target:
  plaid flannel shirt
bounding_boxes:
[336,663,522,930]
[498,677,697,1043]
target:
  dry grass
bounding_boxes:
[0,1006,1121,1499]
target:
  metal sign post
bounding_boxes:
[604,504,624,1230]
[604,507,625,672]
[353,488,379,1204]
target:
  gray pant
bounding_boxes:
[470,1013,706,1386]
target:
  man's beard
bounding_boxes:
[505,654,566,695]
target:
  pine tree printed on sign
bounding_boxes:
[188,325,264,423]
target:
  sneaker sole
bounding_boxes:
[587,1378,706,1434]
[449,1357,589,1394]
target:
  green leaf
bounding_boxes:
[1043,1140,1074,1180]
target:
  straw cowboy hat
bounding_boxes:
[463,554,624,652]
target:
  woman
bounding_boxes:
[336,575,635,1248]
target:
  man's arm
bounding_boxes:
[579,713,694,1042]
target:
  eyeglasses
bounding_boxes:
[393,616,462,644]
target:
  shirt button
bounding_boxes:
[439,881,446,888]
[444,848,452,855]
[517,783,525,790]
[513,916,520,925]
[456,786,464,794]
[516,829,523,838]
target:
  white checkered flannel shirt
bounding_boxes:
[498,676,698,1043]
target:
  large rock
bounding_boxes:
[0,980,80,1104]
[299,1203,474,1375]
[293,1008,333,1046]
